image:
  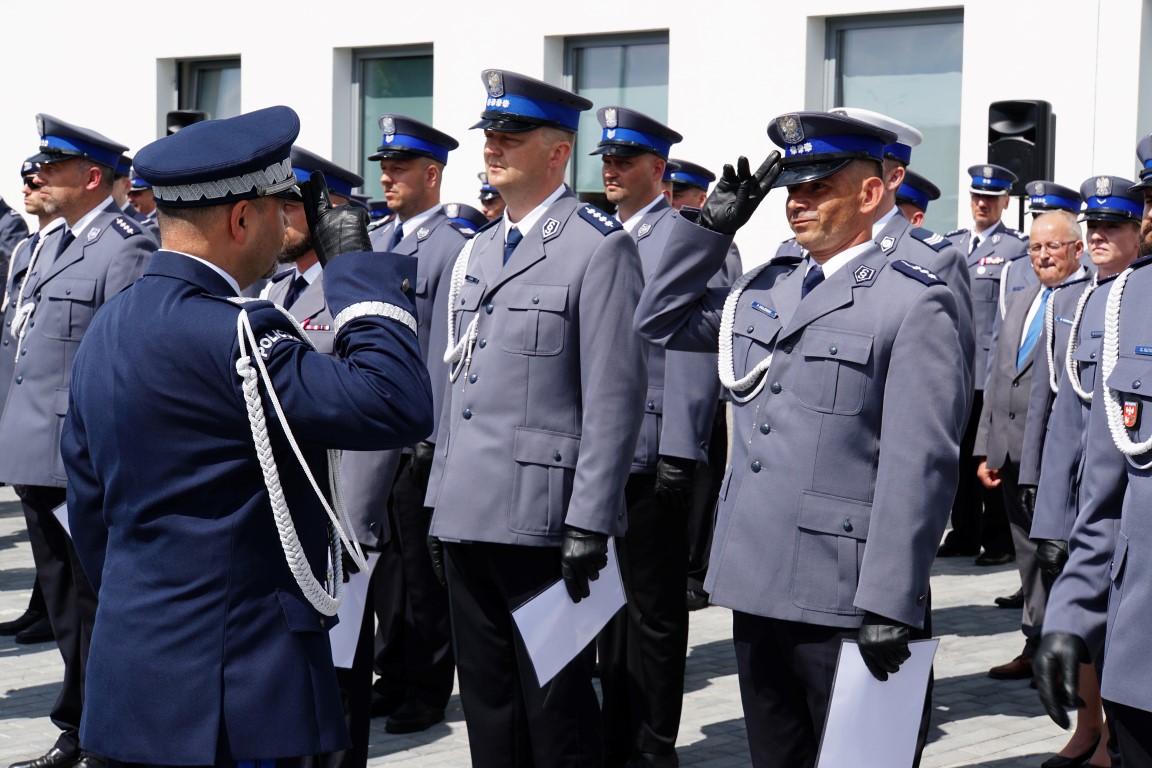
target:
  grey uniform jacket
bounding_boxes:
[0,232,52,408]
[975,283,1043,469]
[426,192,646,546]
[634,216,965,629]
[1019,278,1090,485]
[1030,277,1109,541]
[949,222,1030,389]
[0,201,155,487]
[1044,257,1152,710]
[632,199,720,469]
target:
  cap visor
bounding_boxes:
[970,186,1010,197]
[1128,179,1152,193]
[471,117,542,133]
[773,158,854,189]
[1082,210,1141,223]
[590,144,650,158]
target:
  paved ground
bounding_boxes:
[0,485,1081,767]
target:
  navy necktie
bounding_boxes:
[56,229,75,259]
[504,226,523,264]
[284,275,309,309]
[1017,287,1053,370]
[389,223,404,251]
[801,264,825,299]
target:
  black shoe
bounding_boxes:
[0,609,45,636]
[370,689,403,719]
[15,616,55,644]
[1039,737,1100,768]
[994,588,1024,609]
[8,747,80,768]
[384,701,445,734]
[72,755,106,768]
[975,551,1014,566]
[937,542,980,557]
[686,589,710,612]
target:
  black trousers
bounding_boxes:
[944,391,985,551]
[687,404,727,592]
[17,484,96,755]
[1104,700,1152,767]
[598,473,689,765]
[445,542,602,768]
[372,456,454,711]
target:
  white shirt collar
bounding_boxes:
[294,261,322,284]
[506,185,567,242]
[396,204,441,238]
[619,195,666,234]
[871,206,899,238]
[811,240,873,280]
[69,197,115,239]
[171,250,241,295]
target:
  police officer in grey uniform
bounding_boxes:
[364,115,465,734]
[894,168,939,227]
[425,69,646,768]
[1035,163,1152,765]
[1,114,156,768]
[126,169,160,242]
[0,195,31,282]
[634,111,966,768]
[590,106,713,768]
[477,171,505,221]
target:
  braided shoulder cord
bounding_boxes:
[1044,288,1059,394]
[718,262,774,403]
[442,237,479,383]
[1100,267,1152,469]
[998,259,1012,321]
[11,222,63,363]
[1064,279,1098,403]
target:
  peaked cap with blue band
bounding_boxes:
[896,169,941,212]
[829,107,922,165]
[1129,134,1152,190]
[478,171,500,201]
[665,158,715,191]
[21,157,39,180]
[767,111,896,189]
[290,146,363,200]
[967,163,1017,196]
[31,114,129,170]
[366,199,391,220]
[368,115,459,165]
[1024,180,1081,215]
[444,202,487,229]
[133,105,300,208]
[472,69,592,133]
[115,154,133,178]
[590,106,682,159]
[128,167,151,190]
[1080,175,1142,223]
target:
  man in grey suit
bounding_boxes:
[591,106,716,768]
[974,210,1086,684]
[425,69,646,768]
[1,115,156,768]
[634,111,966,768]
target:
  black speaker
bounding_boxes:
[988,100,1055,195]
[166,110,210,135]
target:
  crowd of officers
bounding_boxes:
[0,66,1149,768]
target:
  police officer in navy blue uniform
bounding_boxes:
[1,115,158,768]
[61,105,434,766]
[364,114,464,734]
[425,69,646,768]
[590,106,710,768]
[0,194,31,283]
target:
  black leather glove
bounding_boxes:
[340,544,361,583]
[1018,484,1037,521]
[301,169,371,266]
[409,440,435,489]
[654,455,696,513]
[426,536,446,587]
[1034,632,1089,729]
[857,612,912,682]
[1036,539,1070,583]
[560,525,609,603]
[698,152,782,234]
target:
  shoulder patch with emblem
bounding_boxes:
[891,259,945,286]
[944,227,968,238]
[909,227,950,252]
[446,220,477,238]
[1006,227,1027,241]
[578,204,619,235]
[111,216,144,238]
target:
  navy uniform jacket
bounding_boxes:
[1019,277,1090,486]
[948,221,1030,389]
[0,199,31,275]
[0,201,155,486]
[426,191,646,545]
[632,199,720,469]
[1044,259,1152,711]
[635,216,965,629]
[62,250,433,763]
[1030,277,1109,541]
[975,283,1042,468]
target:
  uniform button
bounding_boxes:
[842,518,853,532]
[34,291,40,300]
[699,441,708,450]
[462,408,472,420]
[14,376,21,384]
[319,617,326,628]
[750,460,762,473]
[1090,352,1096,360]
[1008,412,1016,420]
[917,594,927,605]
[65,288,71,296]
[468,373,477,383]
[20,348,26,356]
[746,325,755,334]
[478,339,487,348]
[647,401,655,411]
[617,512,625,519]
[781,343,793,354]
[401,279,410,292]
[553,452,562,462]
[770,382,781,394]
[1012,381,1019,388]
[1,340,7,347]
[760,423,771,434]
[485,303,493,314]
[828,345,838,355]
[532,296,540,305]
[1135,380,1142,389]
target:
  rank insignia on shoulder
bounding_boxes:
[879,236,895,252]
[1055,316,1073,325]
[1124,400,1140,429]
[1136,345,1152,356]
[579,205,618,235]
[1007,228,1027,240]
[111,216,143,238]
[891,259,944,286]
[750,301,778,318]
[944,228,968,238]
[909,227,949,252]
[852,264,877,284]
[542,217,561,239]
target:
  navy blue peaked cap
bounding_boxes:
[1024,181,1081,215]
[664,158,715,191]
[134,105,300,208]
[1130,134,1152,190]
[291,146,363,200]
[767,111,896,188]
[444,202,487,229]
[591,107,682,159]
[896,169,941,212]
[472,69,592,133]
[31,114,128,170]
[369,115,459,164]
[967,163,1017,196]
[478,171,500,201]
[1080,176,1142,222]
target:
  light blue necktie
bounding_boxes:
[1017,287,1053,370]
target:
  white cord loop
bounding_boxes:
[1100,267,1152,469]
[333,301,417,336]
[1044,285,1059,394]
[718,262,773,403]
[11,221,64,363]
[998,259,1012,321]
[1063,279,1098,403]
[443,237,480,383]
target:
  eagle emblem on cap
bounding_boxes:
[381,116,395,136]
[486,70,504,98]
[605,108,618,128]
[478,171,488,184]
[445,203,459,218]
[1034,182,1045,195]
[983,166,993,178]
[35,115,45,137]
[778,115,804,145]
[1096,176,1112,196]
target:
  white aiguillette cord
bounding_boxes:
[718,262,773,403]
[443,237,479,383]
[229,297,369,616]
[1099,268,1152,469]
[1062,279,1097,402]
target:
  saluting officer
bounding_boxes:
[363,115,464,734]
[61,105,433,765]
[425,69,646,768]
[634,111,966,768]
[1,115,157,768]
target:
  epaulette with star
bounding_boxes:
[111,216,145,238]
[891,259,945,286]
[578,204,620,235]
[367,218,390,232]
[447,220,479,238]
[1129,253,1152,271]
[1056,274,1092,291]
[944,227,968,238]
[269,268,294,284]
[1005,228,1028,240]
[909,227,950,252]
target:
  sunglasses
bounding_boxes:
[22,176,41,190]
